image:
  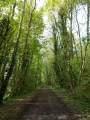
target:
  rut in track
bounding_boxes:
[17,87,84,120]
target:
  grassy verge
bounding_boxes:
[50,84,90,119]
[4,87,38,104]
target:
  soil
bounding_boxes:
[15,86,87,120]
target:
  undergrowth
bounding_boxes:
[50,84,90,119]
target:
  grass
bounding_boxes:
[0,86,40,120]
[3,85,41,104]
[50,84,90,119]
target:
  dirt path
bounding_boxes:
[16,86,86,120]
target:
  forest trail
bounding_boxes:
[16,86,85,120]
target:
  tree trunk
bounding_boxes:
[70,3,73,58]
[0,0,26,104]
[16,0,36,94]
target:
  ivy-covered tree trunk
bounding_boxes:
[0,0,26,104]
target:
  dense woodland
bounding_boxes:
[0,0,90,109]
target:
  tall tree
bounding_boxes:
[0,0,26,104]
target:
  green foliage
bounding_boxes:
[0,1,90,118]
[44,0,90,115]
[0,0,45,104]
